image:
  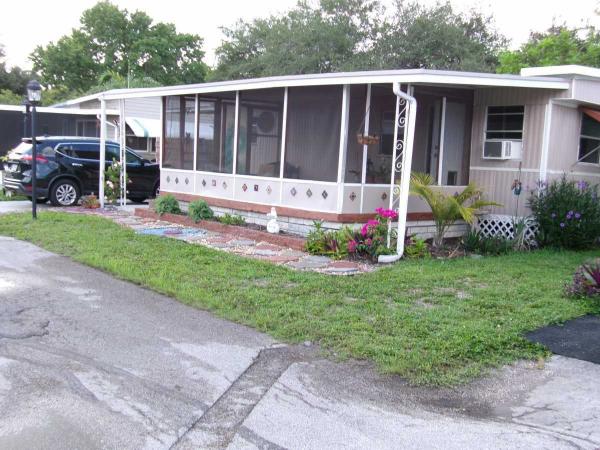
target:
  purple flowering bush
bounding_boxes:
[565,259,600,299]
[529,176,600,249]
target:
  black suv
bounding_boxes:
[2,137,160,206]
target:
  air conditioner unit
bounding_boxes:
[483,140,522,160]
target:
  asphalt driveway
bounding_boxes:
[0,236,599,449]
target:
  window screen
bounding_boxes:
[196,92,236,173]
[366,84,397,184]
[485,105,524,140]
[163,96,195,170]
[284,85,342,181]
[579,113,600,164]
[237,88,284,177]
[345,85,368,183]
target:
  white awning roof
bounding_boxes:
[125,117,161,138]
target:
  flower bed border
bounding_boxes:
[135,208,306,251]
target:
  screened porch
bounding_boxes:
[158,83,473,217]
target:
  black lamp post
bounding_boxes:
[26,80,42,219]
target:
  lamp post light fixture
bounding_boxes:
[26,80,42,219]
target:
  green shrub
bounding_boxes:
[462,230,513,256]
[305,221,350,260]
[218,213,246,226]
[529,176,600,249]
[404,235,430,259]
[188,200,214,222]
[154,194,181,216]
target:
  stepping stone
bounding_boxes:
[230,239,256,246]
[256,255,299,263]
[327,260,361,269]
[322,267,359,275]
[255,243,282,251]
[279,249,305,258]
[289,255,331,269]
[253,249,278,256]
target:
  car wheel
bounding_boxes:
[50,179,80,207]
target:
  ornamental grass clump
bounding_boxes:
[565,259,600,299]
[529,177,600,249]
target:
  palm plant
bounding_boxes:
[409,172,501,249]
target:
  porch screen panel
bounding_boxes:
[284,85,342,182]
[196,92,236,173]
[163,95,194,170]
[236,88,284,177]
[345,85,368,183]
[365,84,397,184]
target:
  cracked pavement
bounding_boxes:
[0,235,599,449]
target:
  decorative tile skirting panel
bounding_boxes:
[194,173,234,200]
[282,181,338,212]
[476,214,538,242]
[234,177,281,206]
[160,169,194,194]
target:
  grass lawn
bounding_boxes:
[1,211,598,385]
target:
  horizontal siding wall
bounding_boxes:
[469,88,564,216]
[123,97,161,120]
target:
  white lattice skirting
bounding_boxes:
[476,214,538,242]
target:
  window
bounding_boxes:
[106,145,143,164]
[56,143,99,160]
[237,88,284,177]
[76,119,99,137]
[196,92,236,173]
[485,105,524,140]
[163,96,195,170]
[284,85,342,181]
[579,113,600,164]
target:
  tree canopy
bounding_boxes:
[211,0,508,81]
[497,25,600,74]
[31,1,208,93]
[0,45,30,104]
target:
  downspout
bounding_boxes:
[378,83,418,263]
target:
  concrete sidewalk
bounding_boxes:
[0,237,598,449]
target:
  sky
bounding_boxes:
[1,0,599,69]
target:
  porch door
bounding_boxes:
[425,97,443,182]
[440,100,469,186]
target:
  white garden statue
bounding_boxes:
[266,207,280,234]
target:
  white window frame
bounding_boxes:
[577,113,600,166]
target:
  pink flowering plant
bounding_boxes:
[345,208,398,261]
[305,209,399,261]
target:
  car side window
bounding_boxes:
[57,143,99,160]
[106,146,120,162]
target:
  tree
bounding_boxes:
[212,0,507,80]
[497,26,600,74]
[211,0,380,81]
[0,44,30,99]
[31,1,208,92]
[369,1,507,72]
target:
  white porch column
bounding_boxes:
[539,100,554,182]
[279,87,289,205]
[359,84,371,213]
[232,91,240,200]
[336,85,350,213]
[99,96,107,207]
[119,98,127,207]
